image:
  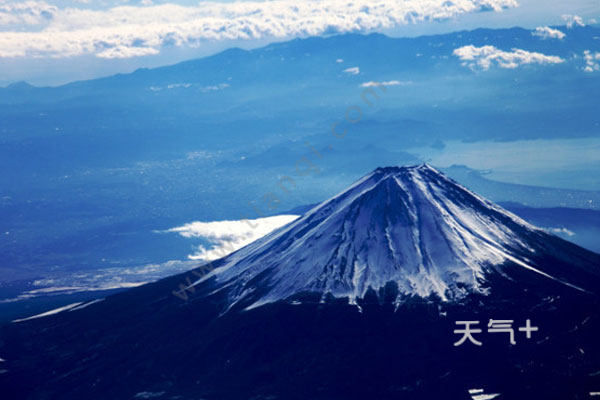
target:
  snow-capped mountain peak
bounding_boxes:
[196,165,586,310]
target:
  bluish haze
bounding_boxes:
[0,0,599,321]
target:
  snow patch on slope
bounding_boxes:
[13,302,83,323]
[469,388,501,400]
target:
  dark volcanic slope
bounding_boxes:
[1,166,600,400]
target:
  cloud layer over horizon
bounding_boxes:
[0,0,519,59]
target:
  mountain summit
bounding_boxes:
[198,165,598,310]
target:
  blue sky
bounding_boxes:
[0,0,598,85]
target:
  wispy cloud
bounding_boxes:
[583,50,600,72]
[0,0,518,59]
[343,66,360,75]
[166,215,299,261]
[96,45,159,59]
[148,82,229,92]
[531,26,565,40]
[453,45,564,70]
[546,227,575,237]
[360,80,412,87]
[562,14,585,29]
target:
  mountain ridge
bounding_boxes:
[2,25,596,96]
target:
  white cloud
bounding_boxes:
[546,227,575,237]
[562,14,585,29]
[531,26,565,40]
[96,45,159,59]
[166,83,192,89]
[360,80,412,87]
[0,0,519,59]
[166,215,299,261]
[199,82,230,92]
[453,45,564,70]
[0,1,57,27]
[336,58,344,63]
[148,82,229,92]
[343,66,360,75]
[583,50,600,72]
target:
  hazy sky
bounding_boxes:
[0,0,598,85]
